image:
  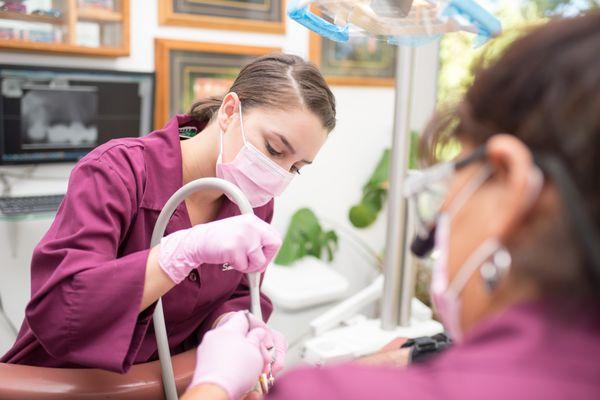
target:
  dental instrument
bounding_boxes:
[151,177,264,399]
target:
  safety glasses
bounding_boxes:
[403,144,600,289]
[403,146,486,258]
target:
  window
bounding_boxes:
[437,0,599,107]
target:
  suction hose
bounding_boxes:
[150,178,263,400]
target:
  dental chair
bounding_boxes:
[0,349,195,399]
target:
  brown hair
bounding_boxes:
[189,53,336,132]
[422,12,600,298]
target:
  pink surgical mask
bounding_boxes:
[430,164,543,342]
[431,212,501,342]
[216,103,294,208]
[430,166,496,342]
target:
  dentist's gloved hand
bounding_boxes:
[216,312,288,375]
[190,311,273,400]
[158,214,282,284]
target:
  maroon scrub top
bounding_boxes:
[0,115,274,373]
[270,301,600,400]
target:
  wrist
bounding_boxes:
[190,376,235,400]
[400,333,452,364]
[158,233,198,284]
[183,383,230,400]
[357,348,411,368]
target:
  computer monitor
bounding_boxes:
[0,64,154,165]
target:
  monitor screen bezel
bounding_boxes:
[0,64,155,165]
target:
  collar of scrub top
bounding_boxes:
[179,126,198,139]
[141,114,207,211]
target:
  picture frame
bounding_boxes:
[158,0,286,34]
[309,30,396,87]
[154,39,279,128]
[0,0,130,56]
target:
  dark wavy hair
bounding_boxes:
[422,12,600,299]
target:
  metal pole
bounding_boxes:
[380,45,416,330]
[399,201,416,326]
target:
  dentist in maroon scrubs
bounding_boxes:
[1,54,336,374]
[182,14,600,400]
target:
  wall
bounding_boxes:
[0,0,440,341]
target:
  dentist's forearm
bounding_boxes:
[182,383,230,400]
[139,245,177,312]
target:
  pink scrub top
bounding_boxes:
[269,301,600,400]
[0,115,274,373]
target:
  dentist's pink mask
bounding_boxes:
[216,103,295,208]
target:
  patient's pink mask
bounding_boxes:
[430,167,495,342]
[430,165,542,342]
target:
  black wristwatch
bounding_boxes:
[400,333,452,363]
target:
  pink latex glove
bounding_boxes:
[158,214,282,284]
[190,311,273,400]
[217,312,288,375]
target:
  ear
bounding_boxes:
[216,92,240,134]
[486,134,544,241]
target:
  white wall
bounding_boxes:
[0,0,439,335]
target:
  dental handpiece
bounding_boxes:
[244,311,275,394]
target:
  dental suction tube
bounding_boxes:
[150,177,262,400]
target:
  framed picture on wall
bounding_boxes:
[154,39,279,128]
[309,31,396,87]
[158,0,286,34]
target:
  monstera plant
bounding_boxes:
[274,208,338,266]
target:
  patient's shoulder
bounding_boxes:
[271,364,436,400]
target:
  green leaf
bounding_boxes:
[324,230,339,246]
[275,208,339,266]
[349,203,378,228]
[324,241,334,262]
[362,189,384,213]
[368,149,391,187]
[409,131,419,170]
[349,148,392,229]
[274,231,302,265]
[322,230,338,262]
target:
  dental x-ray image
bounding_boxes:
[21,87,99,150]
